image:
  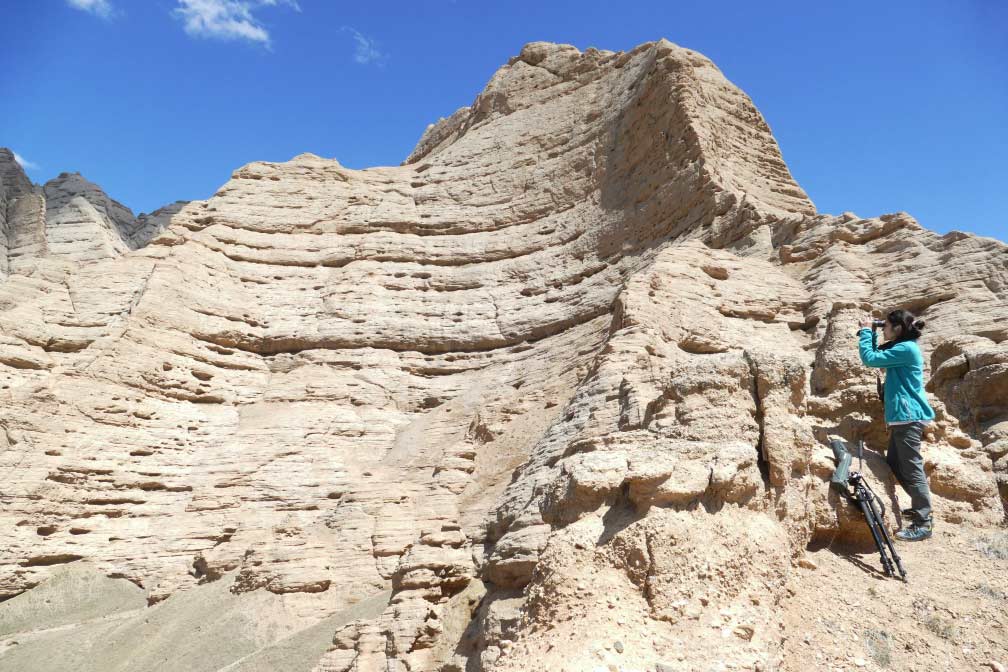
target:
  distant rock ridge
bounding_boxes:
[0,148,185,275]
[0,40,1006,672]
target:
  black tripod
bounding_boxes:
[830,438,907,581]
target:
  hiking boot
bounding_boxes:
[896,519,933,542]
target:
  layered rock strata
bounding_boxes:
[0,40,1005,672]
[0,149,181,275]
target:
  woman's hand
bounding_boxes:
[858,315,874,329]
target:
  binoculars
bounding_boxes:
[871,319,886,329]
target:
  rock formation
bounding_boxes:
[0,40,1005,672]
[0,148,182,274]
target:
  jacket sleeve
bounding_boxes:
[858,329,915,368]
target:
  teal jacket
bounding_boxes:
[858,328,935,425]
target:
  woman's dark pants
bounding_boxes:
[886,422,933,524]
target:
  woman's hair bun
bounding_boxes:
[887,309,925,340]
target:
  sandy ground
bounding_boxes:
[781,525,1008,672]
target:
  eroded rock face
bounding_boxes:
[1,40,1005,672]
[0,150,183,275]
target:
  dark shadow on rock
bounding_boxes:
[807,542,892,581]
[596,490,647,546]
[837,550,892,581]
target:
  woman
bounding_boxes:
[857,309,936,541]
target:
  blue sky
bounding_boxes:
[2,1,1005,241]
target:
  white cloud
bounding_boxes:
[66,0,114,19]
[343,27,385,65]
[13,152,40,171]
[173,0,299,46]
[259,0,300,9]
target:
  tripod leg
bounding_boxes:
[872,498,907,580]
[880,526,907,580]
[857,495,895,577]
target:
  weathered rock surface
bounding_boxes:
[0,149,182,275]
[1,39,1005,672]
[0,563,390,672]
